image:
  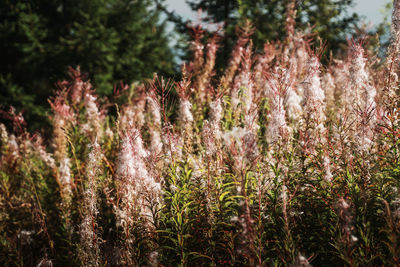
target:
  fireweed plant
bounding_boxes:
[2,2,400,266]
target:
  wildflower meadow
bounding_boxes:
[1,1,400,266]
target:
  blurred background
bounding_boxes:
[0,0,393,131]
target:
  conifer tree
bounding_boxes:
[0,0,175,130]
[183,0,359,66]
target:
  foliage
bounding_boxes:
[182,0,360,67]
[1,3,400,266]
[0,0,175,131]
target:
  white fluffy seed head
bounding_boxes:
[266,95,288,144]
[285,85,302,121]
[0,124,8,144]
[179,99,193,123]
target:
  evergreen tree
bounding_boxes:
[184,0,359,66]
[0,0,175,130]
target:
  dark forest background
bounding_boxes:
[0,0,390,131]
